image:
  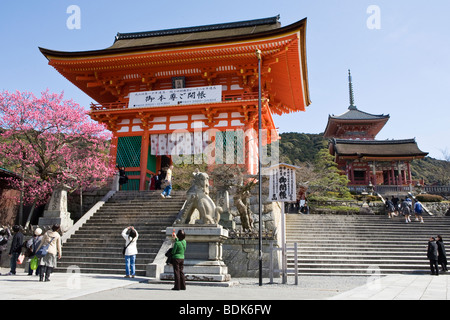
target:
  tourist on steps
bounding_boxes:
[385,198,396,219]
[122,226,138,278]
[401,198,412,223]
[414,200,424,223]
[161,165,174,198]
[436,235,448,272]
[155,170,163,190]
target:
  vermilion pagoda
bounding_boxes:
[40,16,311,190]
[324,71,428,187]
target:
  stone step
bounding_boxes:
[62,246,160,254]
[286,214,450,276]
[54,190,184,276]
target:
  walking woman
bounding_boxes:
[122,226,138,278]
[37,224,62,282]
[171,229,187,290]
[436,235,448,272]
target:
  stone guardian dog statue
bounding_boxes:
[175,171,222,224]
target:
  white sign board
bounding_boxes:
[128,85,222,109]
[268,164,297,202]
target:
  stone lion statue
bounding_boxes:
[175,171,222,225]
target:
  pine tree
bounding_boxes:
[309,147,352,199]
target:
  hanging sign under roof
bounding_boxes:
[128,85,222,109]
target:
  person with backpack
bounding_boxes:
[414,200,424,223]
[385,198,396,219]
[36,224,62,282]
[401,198,412,224]
[26,228,43,276]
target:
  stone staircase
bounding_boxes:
[56,190,185,276]
[286,214,450,276]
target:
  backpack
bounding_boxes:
[415,202,423,213]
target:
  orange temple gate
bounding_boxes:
[40,16,311,190]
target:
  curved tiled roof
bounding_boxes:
[329,107,389,121]
[112,16,281,48]
[331,138,428,158]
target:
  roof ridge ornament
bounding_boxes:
[348,69,357,110]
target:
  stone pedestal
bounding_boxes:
[39,185,73,233]
[160,224,231,282]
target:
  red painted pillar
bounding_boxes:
[139,131,149,191]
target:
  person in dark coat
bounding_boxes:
[427,237,439,276]
[118,166,128,189]
[385,199,396,219]
[155,170,163,190]
[7,225,24,275]
[436,235,448,272]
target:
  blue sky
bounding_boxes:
[0,1,449,160]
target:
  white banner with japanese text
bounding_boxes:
[128,85,222,109]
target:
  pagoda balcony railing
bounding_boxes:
[90,92,264,111]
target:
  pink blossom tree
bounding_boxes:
[0,90,114,223]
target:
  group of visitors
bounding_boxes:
[427,235,448,276]
[118,164,174,199]
[0,224,62,282]
[385,196,425,223]
[122,225,186,290]
[148,170,164,190]
[2,222,186,289]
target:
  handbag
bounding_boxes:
[36,237,55,256]
[122,237,135,255]
[165,248,173,265]
[30,256,39,270]
[17,253,25,265]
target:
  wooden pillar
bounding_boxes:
[397,161,403,185]
[407,162,412,184]
[139,131,149,191]
[350,163,355,184]
[391,162,395,185]
[372,161,377,186]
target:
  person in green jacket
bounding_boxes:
[171,229,186,290]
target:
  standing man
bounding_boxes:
[161,165,174,198]
[7,225,24,275]
[427,236,439,276]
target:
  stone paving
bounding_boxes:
[1,267,449,300]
